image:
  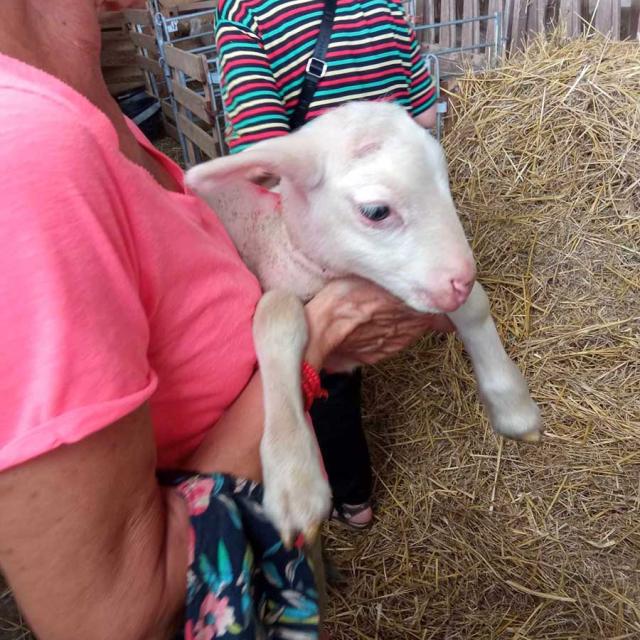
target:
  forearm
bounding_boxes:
[184,322,328,483]
[0,408,189,640]
[414,103,437,129]
[185,372,265,482]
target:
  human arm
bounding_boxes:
[414,104,437,129]
[403,11,438,129]
[0,407,190,640]
[304,278,453,367]
[215,5,290,153]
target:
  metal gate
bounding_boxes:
[149,1,227,164]
[406,5,504,139]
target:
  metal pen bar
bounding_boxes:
[425,41,495,56]
[164,8,217,26]
[415,14,496,30]
[494,12,501,66]
[168,29,216,42]
[168,34,198,43]
[425,53,442,140]
[189,44,217,54]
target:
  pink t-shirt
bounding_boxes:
[0,53,262,471]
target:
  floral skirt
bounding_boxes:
[158,471,320,640]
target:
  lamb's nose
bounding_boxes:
[450,276,475,304]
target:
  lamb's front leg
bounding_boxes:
[253,290,332,546]
[447,283,542,441]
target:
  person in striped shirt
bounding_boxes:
[215,0,438,529]
[216,0,437,151]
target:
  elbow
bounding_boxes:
[414,104,437,130]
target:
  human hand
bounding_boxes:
[304,277,454,369]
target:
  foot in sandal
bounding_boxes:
[331,501,373,530]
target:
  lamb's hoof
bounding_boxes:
[487,394,543,443]
[520,429,542,443]
[262,444,332,546]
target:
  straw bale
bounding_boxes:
[325,33,640,640]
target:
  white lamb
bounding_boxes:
[185,101,542,543]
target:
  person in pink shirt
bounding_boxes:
[0,1,449,638]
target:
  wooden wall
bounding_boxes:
[413,0,639,53]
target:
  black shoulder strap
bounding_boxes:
[289,0,338,131]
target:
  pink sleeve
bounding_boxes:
[0,92,157,471]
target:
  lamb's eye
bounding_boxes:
[359,204,391,222]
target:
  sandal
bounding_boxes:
[331,501,373,530]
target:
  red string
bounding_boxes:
[301,361,328,411]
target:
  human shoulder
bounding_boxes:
[383,0,415,22]
[0,82,114,173]
[0,78,128,266]
[385,0,409,11]
[216,0,259,30]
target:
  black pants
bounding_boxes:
[309,370,372,507]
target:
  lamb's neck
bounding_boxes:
[284,227,338,291]
[258,198,340,300]
[214,183,337,301]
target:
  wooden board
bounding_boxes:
[102,30,131,42]
[424,0,436,42]
[99,12,126,29]
[123,8,153,28]
[510,0,528,51]
[439,0,456,48]
[110,80,147,94]
[526,0,546,36]
[594,0,621,38]
[559,0,581,36]
[101,10,147,95]
[159,0,217,13]
[160,98,179,142]
[161,99,175,120]
[129,31,159,53]
[177,113,218,158]
[101,48,139,67]
[164,45,209,82]
[594,0,613,34]
[102,65,145,83]
[173,83,213,122]
[422,0,435,44]
[135,54,163,76]
[461,0,480,49]
[164,120,180,142]
[628,2,640,40]
[611,0,621,39]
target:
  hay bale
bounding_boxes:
[326,34,640,639]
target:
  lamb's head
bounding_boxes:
[186,101,476,313]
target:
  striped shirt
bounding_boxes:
[215,0,436,153]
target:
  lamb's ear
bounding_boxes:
[185,131,323,195]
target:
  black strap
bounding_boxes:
[289,0,338,130]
